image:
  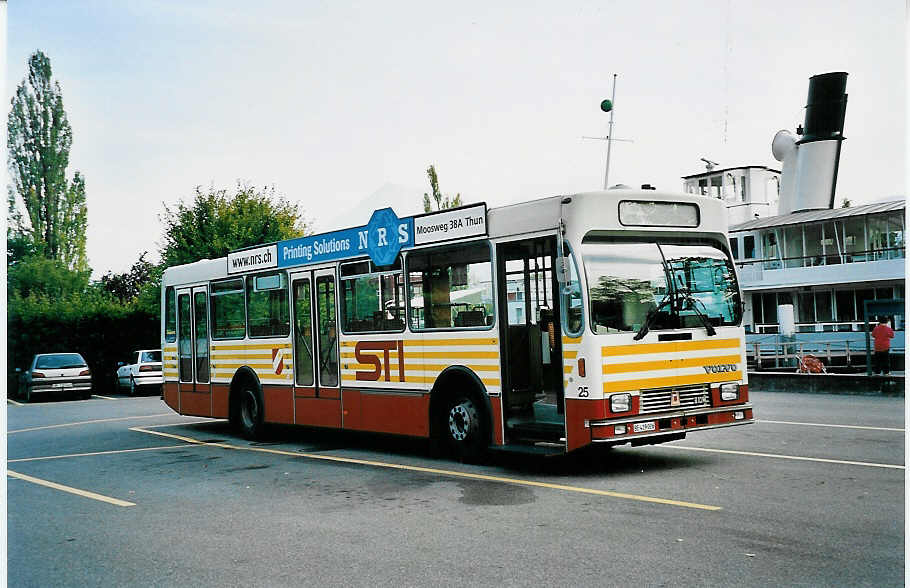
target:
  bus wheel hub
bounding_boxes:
[449,401,477,441]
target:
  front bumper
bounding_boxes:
[589,403,754,443]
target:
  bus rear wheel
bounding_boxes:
[237,386,264,440]
[443,394,486,462]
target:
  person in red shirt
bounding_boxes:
[871,316,895,375]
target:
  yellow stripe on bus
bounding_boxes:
[340,374,501,387]
[210,353,289,361]
[340,351,499,359]
[210,343,292,351]
[602,371,743,393]
[601,338,741,357]
[602,354,742,375]
[213,363,295,371]
[563,350,578,360]
[562,335,582,345]
[342,363,499,373]
[341,338,496,348]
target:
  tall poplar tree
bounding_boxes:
[8,50,88,270]
[422,164,463,212]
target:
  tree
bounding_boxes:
[100,251,158,302]
[422,164,463,213]
[160,182,309,267]
[7,50,88,270]
[7,256,90,300]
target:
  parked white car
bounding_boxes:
[116,349,163,395]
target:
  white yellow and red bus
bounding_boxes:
[161,190,753,458]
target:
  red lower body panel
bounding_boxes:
[164,382,178,412]
[341,389,429,437]
[490,396,503,445]
[565,398,607,452]
[295,394,342,428]
[179,384,211,417]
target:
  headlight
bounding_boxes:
[720,382,739,401]
[610,393,631,413]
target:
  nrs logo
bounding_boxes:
[703,363,737,374]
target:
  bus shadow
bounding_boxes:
[172,421,712,477]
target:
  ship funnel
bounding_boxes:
[773,72,848,214]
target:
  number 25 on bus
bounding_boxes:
[161,190,753,460]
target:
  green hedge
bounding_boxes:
[8,292,159,394]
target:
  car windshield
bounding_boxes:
[141,351,162,363]
[583,238,741,334]
[35,353,87,369]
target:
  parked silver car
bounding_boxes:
[17,353,92,402]
[116,349,163,395]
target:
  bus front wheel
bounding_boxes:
[443,394,486,461]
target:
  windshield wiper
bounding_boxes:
[678,292,717,336]
[633,295,673,341]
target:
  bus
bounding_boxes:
[161,189,754,459]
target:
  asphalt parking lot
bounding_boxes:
[7,390,905,587]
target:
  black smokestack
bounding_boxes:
[799,72,848,143]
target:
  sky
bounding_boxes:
[6,0,907,276]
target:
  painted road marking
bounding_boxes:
[7,470,136,507]
[8,398,24,406]
[130,426,722,511]
[8,413,178,434]
[8,444,189,463]
[91,394,117,400]
[757,419,904,433]
[663,445,904,470]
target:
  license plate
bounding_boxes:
[632,421,656,433]
[54,382,73,388]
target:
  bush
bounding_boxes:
[8,291,159,394]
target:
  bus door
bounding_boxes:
[496,237,565,442]
[290,268,341,427]
[176,285,212,416]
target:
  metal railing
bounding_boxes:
[735,247,905,272]
[747,339,905,370]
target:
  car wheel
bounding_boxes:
[129,377,137,397]
[25,386,32,403]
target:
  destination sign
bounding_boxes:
[413,203,487,245]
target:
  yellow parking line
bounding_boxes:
[8,444,189,463]
[8,413,177,434]
[130,426,722,511]
[91,394,117,400]
[7,470,136,507]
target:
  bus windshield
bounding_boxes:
[583,239,741,335]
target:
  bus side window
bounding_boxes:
[406,242,494,330]
[246,272,290,338]
[340,257,405,333]
[165,286,177,343]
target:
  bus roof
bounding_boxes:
[163,189,727,285]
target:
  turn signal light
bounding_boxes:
[79,369,91,376]
[578,358,586,377]
[139,365,156,372]
[32,371,45,378]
